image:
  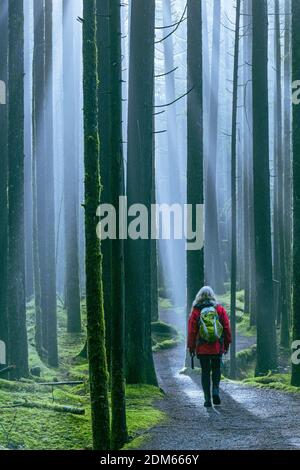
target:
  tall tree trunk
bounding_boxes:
[109,0,128,449]
[82,0,110,449]
[96,0,112,373]
[32,0,45,358]
[161,0,185,310]
[273,0,281,328]
[63,0,81,333]
[187,0,204,312]
[0,0,8,358]
[230,0,241,379]
[283,0,292,340]
[7,0,29,379]
[274,0,289,348]
[35,0,49,350]
[45,0,58,366]
[291,0,300,387]
[125,0,157,386]
[205,0,224,294]
[252,0,277,375]
[24,0,34,301]
[242,0,251,316]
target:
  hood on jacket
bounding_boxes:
[195,299,217,310]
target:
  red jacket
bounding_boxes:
[188,303,232,355]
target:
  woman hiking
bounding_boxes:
[188,286,232,408]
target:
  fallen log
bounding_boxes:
[12,401,85,415]
[38,381,84,387]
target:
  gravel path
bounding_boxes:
[138,310,300,450]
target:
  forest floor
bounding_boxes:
[0,300,165,450]
[136,308,300,450]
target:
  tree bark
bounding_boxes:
[291,0,300,387]
[283,0,292,343]
[82,0,110,449]
[96,0,112,373]
[32,0,45,358]
[187,0,204,313]
[0,0,8,357]
[252,0,277,375]
[205,0,224,294]
[63,0,81,333]
[230,0,241,379]
[274,0,289,348]
[45,0,58,366]
[109,0,128,449]
[125,0,157,386]
[7,0,29,379]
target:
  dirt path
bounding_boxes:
[138,310,300,450]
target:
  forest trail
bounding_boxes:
[138,310,300,450]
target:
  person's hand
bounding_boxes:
[189,349,195,357]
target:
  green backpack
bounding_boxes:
[198,306,223,343]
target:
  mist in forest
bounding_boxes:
[2,0,300,453]
[20,0,259,311]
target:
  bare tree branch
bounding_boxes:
[155,66,178,78]
[155,4,187,44]
[154,86,194,108]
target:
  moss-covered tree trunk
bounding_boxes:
[82,0,110,450]
[0,0,8,359]
[7,0,29,379]
[125,0,157,386]
[63,0,81,334]
[291,0,300,387]
[252,0,277,375]
[96,0,112,374]
[109,0,128,449]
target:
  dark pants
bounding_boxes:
[199,355,221,400]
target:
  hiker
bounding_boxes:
[188,286,232,408]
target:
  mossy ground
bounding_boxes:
[218,290,256,337]
[219,291,298,391]
[152,321,183,352]
[242,373,300,394]
[0,301,165,450]
[158,297,173,310]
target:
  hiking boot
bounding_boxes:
[212,394,221,405]
[204,400,212,408]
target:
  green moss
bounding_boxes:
[242,373,300,394]
[124,385,165,449]
[122,434,151,450]
[0,301,165,450]
[222,345,257,379]
[218,290,256,337]
[152,321,183,352]
[158,297,173,310]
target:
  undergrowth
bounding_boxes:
[0,300,165,450]
[152,321,183,352]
